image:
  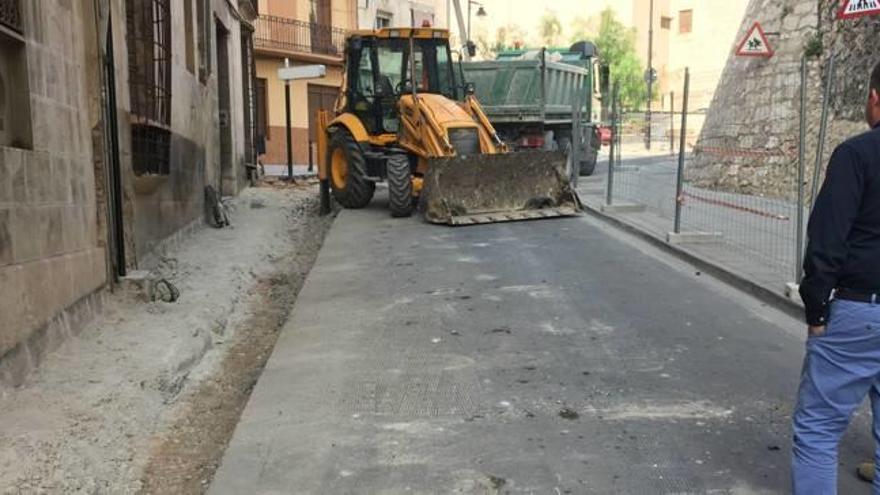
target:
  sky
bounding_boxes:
[446,0,636,46]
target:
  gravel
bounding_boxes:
[0,184,334,494]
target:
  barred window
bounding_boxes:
[197,0,212,83]
[126,0,171,125]
[0,0,31,149]
[126,0,171,175]
[0,0,23,34]
[131,124,171,175]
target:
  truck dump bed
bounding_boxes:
[462,58,592,125]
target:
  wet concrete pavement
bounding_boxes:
[210,192,872,494]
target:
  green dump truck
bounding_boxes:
[462,42,602,176]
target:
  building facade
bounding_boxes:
[357,0,447,30]
[253,0,357,168]
[0,0,259,386]
[631,0,749,111]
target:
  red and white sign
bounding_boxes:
[838,0,880,19]
[735,22,774,58]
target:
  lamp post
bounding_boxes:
[467,0,487,49]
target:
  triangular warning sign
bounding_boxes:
[735,22,774,58]
[838,0,880,19]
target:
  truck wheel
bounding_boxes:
[328,130,375,209]
[558,137,574,182]
[579,129,600,176]
[579,154,598,176]
[387,154,413,218]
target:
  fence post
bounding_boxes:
[606,82,620,206]
[670,91,675,156]
[795,55,808,284]
[571,88,582,187]
[810,53,835,210]
[673,68,690,234]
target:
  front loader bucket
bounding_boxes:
[421,151,582,226]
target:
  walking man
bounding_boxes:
[792,60,880,494]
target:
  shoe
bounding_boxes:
[857,462,874,483]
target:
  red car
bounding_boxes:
[597,125,613,146]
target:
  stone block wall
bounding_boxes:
[110,0,256,266]
[689,0,880,200]
[0,1,107,385]
[0,0,258,385]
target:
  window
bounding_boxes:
[0,0,23,33]
[241,29,256,163]
[131,125,171,175]
[404,40,455,98]
[183,0,195,73]
[126,0,172,174]
[376,12,392,29]
[0,0,31,149]
[356,47,375,98]
[197,0,212,83]
[679,10,693,34]
[660,16,672,30]
[255,78,267,141]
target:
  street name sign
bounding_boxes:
[735,22,774,58]
[278,64,326,81]
[838,0,880,19]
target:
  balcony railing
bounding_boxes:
[254,15,347,57]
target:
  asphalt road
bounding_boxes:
[210,191,872,494]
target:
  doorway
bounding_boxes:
[307,84,337,167]
[103,14,126,277]
[216,19,233,195]
[309,0,332,53]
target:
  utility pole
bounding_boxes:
[646,0,654,150]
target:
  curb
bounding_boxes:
[583,203,805,322]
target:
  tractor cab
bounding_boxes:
[342,28,459,135]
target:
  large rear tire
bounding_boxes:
[579,128,600,176]
[328,130,375,209]
[387,154,414,218]
[558,137,575,184]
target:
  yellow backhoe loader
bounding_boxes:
[316,27,580,225]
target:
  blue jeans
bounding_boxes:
[792,299,880,494]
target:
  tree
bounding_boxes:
[539,11,564,47]
[591,8,645,110]
[493,24,527,53]
[569,16,597,44]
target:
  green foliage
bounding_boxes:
[568,16,595,44]
[493,24,527,52]
[539,11,564,47]
[804,32,823,58]
[591,8,646,109]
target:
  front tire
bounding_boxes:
[328,130,375,209]
[387,154,413,218]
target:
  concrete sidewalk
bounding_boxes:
[210,196,871,494]
[578,152,803,304]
